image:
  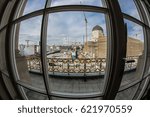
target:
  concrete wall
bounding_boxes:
[0,0,21,99]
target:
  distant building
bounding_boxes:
[84,25,144,58]
[18,44,40,56]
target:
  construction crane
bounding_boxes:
[80,1,88,52]
[25,40,30,47]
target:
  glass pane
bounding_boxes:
[15,16,46,91]
[115,84,139,100]
[22,87,48,100]
[120,20,144,87]
[50,0,106,7]
[133,79,147,99]
[51,96,102,100]
[18,0,46,17]
[118,0,141,20]
[47,11,108,96]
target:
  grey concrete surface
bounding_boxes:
[24,70,140,100]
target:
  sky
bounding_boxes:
[118,0,144,41]
[118,0,141,20]
[23,0,46,15]
[19,0,144,46]
[125,19,144,41]
[50,0,103,7]
[47,12,106,45]
[19,16,42,45]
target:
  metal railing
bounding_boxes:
[27,56,42,72]
[26,56,138,76]
[47,58,106,75]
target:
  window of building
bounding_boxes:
[15,16,46,91]
[115,0,149,100]
[0,0,150,100]
[121,20,144,87]
[47,11,108,94]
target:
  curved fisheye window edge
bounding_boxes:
[11,2,110,98]
[11,0,150,99]
[14,0,108,20]
[0,0,149,99]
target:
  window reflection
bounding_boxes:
[11,0,148,100]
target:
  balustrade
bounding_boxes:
[26,57,138,76]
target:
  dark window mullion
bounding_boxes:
[46,5,108,14]
[123,13,150,28]
[0,6,108,32]
[40,0,52,100]
[103,0,126,100]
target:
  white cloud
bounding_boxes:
[118,0,141,20]
[51,0,103,7]
[19,16,42,45]
[118,0,144,42]
[47,12,107,45]
[19,11,107,46]
[19,0,107,46]
[23,0,46,15]
[125,19,144,41]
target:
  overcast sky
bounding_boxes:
[19,0,144,45]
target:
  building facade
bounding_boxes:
[84,25,144,58]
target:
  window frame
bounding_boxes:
[1,0,150,100]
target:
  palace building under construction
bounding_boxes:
[84,25,144,58]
